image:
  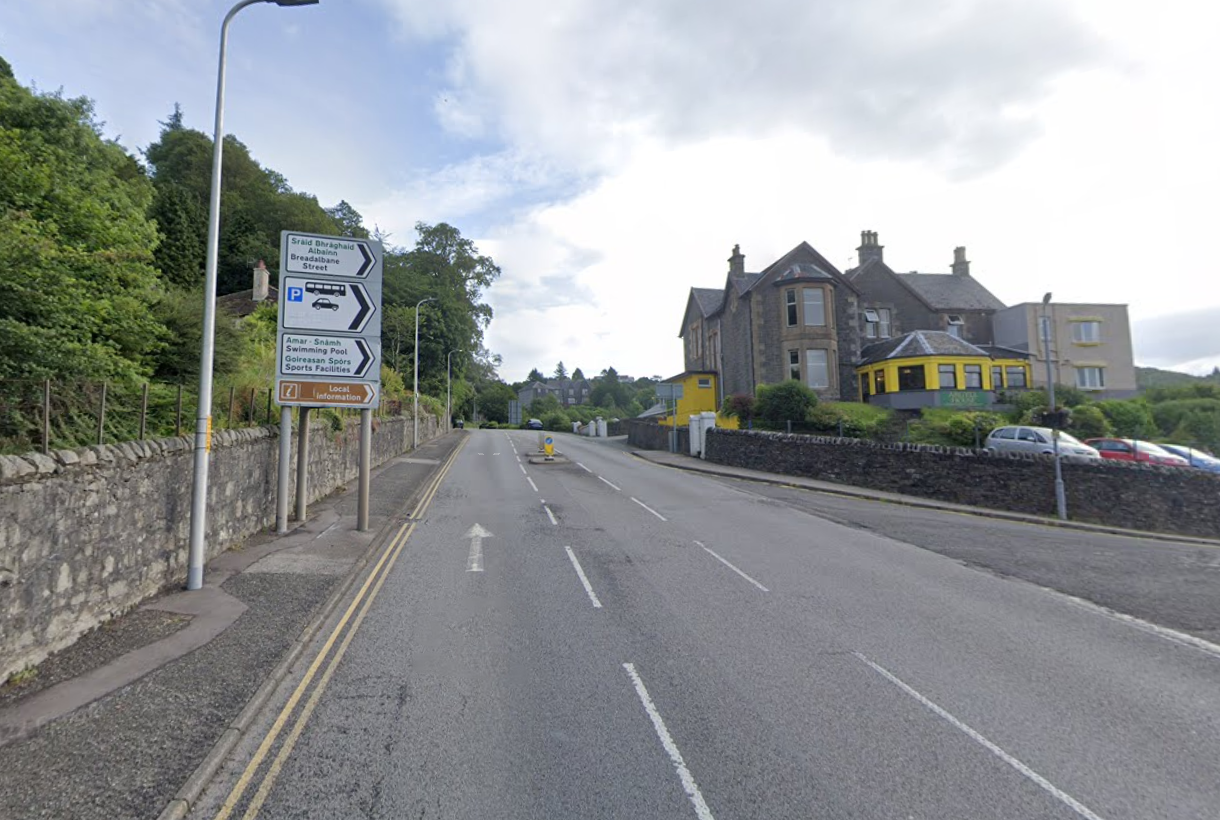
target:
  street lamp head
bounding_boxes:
[270,0,319,6]
[1042,292,1052,305]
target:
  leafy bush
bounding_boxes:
[806,402,894,438]
[754,381,817,430]
[1066,404,1110,439]
[1095,399,1157,438]
[720,393,755,426]
[541,411,569,431]
[907,408,1004,447]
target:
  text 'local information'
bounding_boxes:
[277,231,384,409]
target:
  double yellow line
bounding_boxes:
[214,436,467,820]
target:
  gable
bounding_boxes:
[754,242,861,295]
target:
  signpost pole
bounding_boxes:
[276,405,292,534]
[296,407,311,521]
[358,408,371,531]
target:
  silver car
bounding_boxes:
[984,425,1101,460]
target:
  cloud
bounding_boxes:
[380,0,1107,177]
[1132,308,1220,372]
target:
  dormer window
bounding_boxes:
[946,314,964,338]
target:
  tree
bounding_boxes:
[572,367,585,380]
[527,367,546,383]
[721,394,755,426]
[590,367,629,409]
[325,200,370,238]
[149,182,206,287]
[554,361,567,379]
[754,381,818,429]
[0,78,166,380]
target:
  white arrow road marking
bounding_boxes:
[623,663,715,820]
[565,547,602,608]
[466,524,492,572]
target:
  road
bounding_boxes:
[194,429,1220,820]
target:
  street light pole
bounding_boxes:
[447,349,460,430]
[1042,293,1067,521]
[413,297,436,450]
[186,0,318,591]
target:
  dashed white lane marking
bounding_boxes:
[631,497,667,521]
[853,652,1107,820]
[622,663,715,820]
[519,463,528,475]
[544,505,558,525]
[526,476,539,493]
[598,476,622,492]
[694,541,769,592]
[576,462,592,472]
[564,546,602,608]
[1058,591,1220,661]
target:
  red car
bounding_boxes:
[1083,438,1190,467]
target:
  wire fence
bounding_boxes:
[0,379,406,456]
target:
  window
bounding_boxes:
[789,350,801,381]
[898,365,925,391]
[860,373,870,399]
[991,365,1003,389]
[992,427,1017,440]
[878,308,891,338]
[803,288,826,327]
[874,369,886,394]
[1018,429,1039,442]
[1005,366,1027,388]
[964,364,983,389]
[938,364,958,389]
[785,289,797,326]
[947,314,964,339]
[805,349,829,389]
[863,308,879,339]
[697,377,711,388]
[1072,321,1101,343]
[1076,366,1105,390]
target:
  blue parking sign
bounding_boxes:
[287,286,304,302]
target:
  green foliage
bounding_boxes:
[553,361,567,379]
[149,182,206,287]
[907,408,1004,447]
[1095,399,1157,438]
[1136,366,1218,390]
[0,80,165,381]
[147,287,245,381]
[571,367,585,380]
[527,368,546,383]
[589,367,630,409]
[720,393,755,424]
[474,381,517,424]
[529,393,561,416]
[753,381,817,429]
[806,402,894,438]
[541,411,568,431]
[1065,404,1111,439]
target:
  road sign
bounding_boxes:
[278,333,377,379]
[277,379,379,408]
[544,435,554,458]
[655,383,684,401]
[282,232,381,279]
[280,276,379,335]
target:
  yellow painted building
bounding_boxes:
[855,331,1031,410]
[658,371,740,429]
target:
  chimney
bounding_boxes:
[951,246,970,277]
[728,244,745,277]
[252,260,269,302]
[856,230,883,265]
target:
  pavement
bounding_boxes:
[0,432,1213,820]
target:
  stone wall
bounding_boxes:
[626,420,688,453]
[705,429,1220,539]
[0,412,440,683]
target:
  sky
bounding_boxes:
[3,0,1217,381]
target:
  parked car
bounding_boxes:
[1158,444,1220,474]
[525,418,544,430]
[984,426,1101,460]
[1083,438,1190,467]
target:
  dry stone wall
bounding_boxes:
[0,413,440,683]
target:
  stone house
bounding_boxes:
[844,231,1006,347]
[680,242,862,403]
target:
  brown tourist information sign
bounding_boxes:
[277,379,378,408]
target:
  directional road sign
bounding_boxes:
[282,232,381,279]
[277,379,379,408]
[278,333,377,379]
[280,276,379,336]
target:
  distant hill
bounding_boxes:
[1136,366,1220,390]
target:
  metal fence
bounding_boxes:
[0,379,406,456]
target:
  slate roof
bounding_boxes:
[729,273,761,295]
[217,287,278,318]
[895,272,1006,311]
[857,330,992,366]
[691,287,724,316]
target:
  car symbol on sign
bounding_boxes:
[311,298,340,311]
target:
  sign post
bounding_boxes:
[275,231,383,530]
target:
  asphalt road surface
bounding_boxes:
[194,429,1220,820]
